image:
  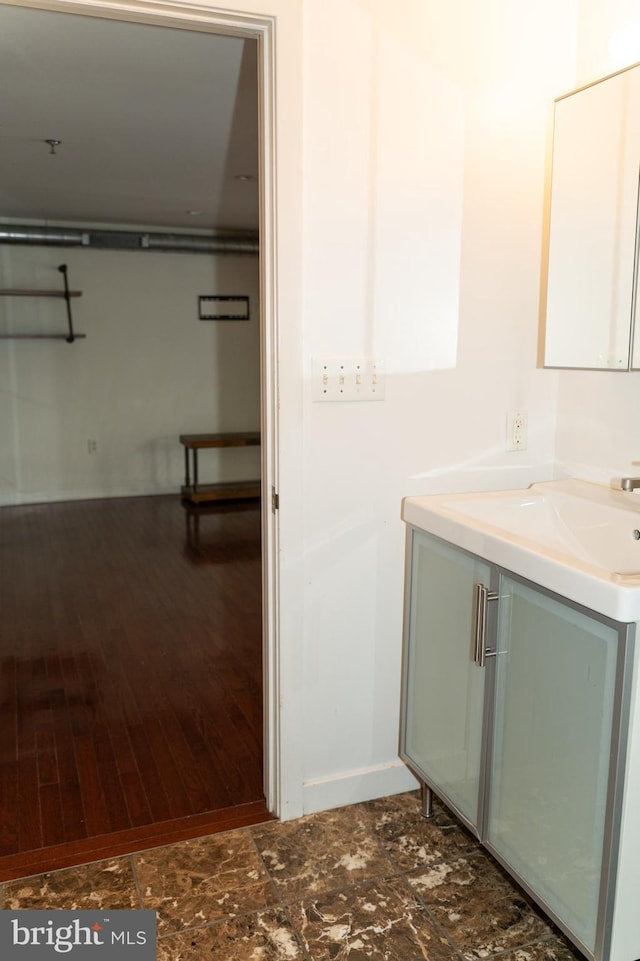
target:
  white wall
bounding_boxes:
[554,0,640,485]
[0,236,260,503]
[299,0,578,811]
[15,0,583,820]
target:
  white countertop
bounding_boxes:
[402,479,640,622]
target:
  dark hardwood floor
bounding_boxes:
[0,495,269,880]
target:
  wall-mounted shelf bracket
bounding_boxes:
[58,264,76,342]
[0,264,85,341]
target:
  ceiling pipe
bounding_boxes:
[0,224,259,255]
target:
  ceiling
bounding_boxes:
[0,4,259,232]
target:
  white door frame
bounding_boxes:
[3,0,285,816]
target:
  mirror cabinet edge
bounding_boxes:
[541,61,640,371]
[537,96,556,370]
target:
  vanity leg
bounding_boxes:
[420,783,434,819]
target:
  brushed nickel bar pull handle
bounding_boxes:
[472,583,486,665]
[472,583,498,667]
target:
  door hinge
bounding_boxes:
[271,487,279,512]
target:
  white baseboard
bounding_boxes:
[301,760,419,817]
[0,484,177,507]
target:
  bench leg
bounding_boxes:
[184,447,191,487]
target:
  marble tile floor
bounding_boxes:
[0,791,586,961]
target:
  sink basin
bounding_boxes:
[402,479,640,621]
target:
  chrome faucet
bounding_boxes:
[620,477,640,491]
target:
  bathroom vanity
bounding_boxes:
[399,480,640,961]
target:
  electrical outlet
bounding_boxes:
[506,410,527,451]
[87,439,99,454]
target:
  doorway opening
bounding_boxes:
[0,0,278,880]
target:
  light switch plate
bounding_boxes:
[312,356,385,402]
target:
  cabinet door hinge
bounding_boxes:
[271,487,280,512]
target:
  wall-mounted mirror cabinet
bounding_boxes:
[542,62,640,370]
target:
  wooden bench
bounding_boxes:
[179,432,260,503]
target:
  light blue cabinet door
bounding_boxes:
[487,575,621,954]
[401,530,491,832]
